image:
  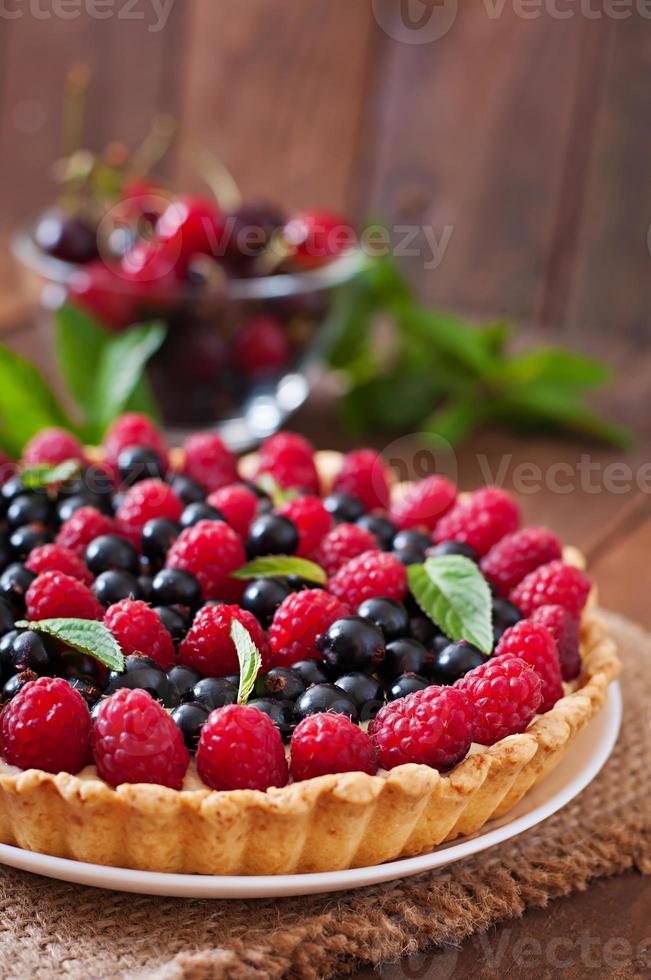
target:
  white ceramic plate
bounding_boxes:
[0,682,621,899]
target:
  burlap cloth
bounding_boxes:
[0,611,648,980]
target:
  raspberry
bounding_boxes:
[166,519,246,602]
[93,688,189,789]
[207,484,258,539]
[531,604,581,681]
[196,704,288,791]
[22,427,86,467]
[269,589,349,666]
[278,496,333,556]
[0,676,91,774]
[55,506,117,557]
[116,479,183,544]
[182,432,238,492]
[480,527,562,597]
[103,413,169,471]
[290,713,377,781]
[26,570,103,621]
[25,543,92,585]
[495,620,564,711]
[179,604,270,677]
[370,685,474,771]
[328,550,407,608]
[332,449,391,512]
[510,560,591,622]
[255,432,319,494]
[104,599,175,669]
[456,655,542,744]
[312,523,377,576]
[390,475,457,532]
[433,486,520,557]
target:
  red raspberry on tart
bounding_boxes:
[165,519,246,602]
[179,603,270,677]
[269,589,349,666]
[332,449,391,512]
[433,486,520,557]
[328,550,407,607]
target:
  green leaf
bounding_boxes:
[232,555,327,586]
[16,618,124,671]
[496,384,633,448]
[0,345,74,457]
[20,459,82,490]
[407,556,493,654]
[89,321,167,435]
[501,347,612,388]
[56,305,163,432]
[231,619,262,705]
[255,474,299,507]
[423,394,492,445]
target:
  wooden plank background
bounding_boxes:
[0,0,649,341]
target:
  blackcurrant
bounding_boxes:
[0,563,35,614]
[492,598,522,641]
[323,492,364,524]
[2,669,37,703]
[9,524,51,558]
[429,541,478,562]
[290,659,330,687]
[357,597,409,641]
[93,570,141,606]
[248,698,294,741]
[191,676,237,710]
[293,683,359,723]
[141,518,180,563]
[66,675,101,708]
[388,672,430,701]
[104,654,179,707]
[6,494,52,530]
[409,616,438,648]
[317,617,385,673]
[253,667,305,703]
[168,474,205,506]
[171,702,210,751]
[10,630,53,674]
[381,638,433,681]
[155,606,187,643]
[117,445,165,486]
[431,641,486,685]
[137,575,153,602]
[356,514,396,551]
[180,502,224,528]
[334,672,384,721]
[0,598,15,637]
[392,530,431,555]
[241,576,293,627]
[85,534,139,576]
[167,664,203,701]
[151,568,201,608]
[246,514,299,558]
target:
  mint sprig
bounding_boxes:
[255,474,299,507]
[328,254,632,448]
[20,459,82,490]
[230,619,262,705]
[407,555,493,655]
[16,618,124,671]
[232,555,327,586]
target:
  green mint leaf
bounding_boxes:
[230,619,262,705]
[0,344,74,457]
[90,321,167,435]
[501,347,611,389]
[423,393,492,446]
[16,618,124,671]
[255,474,299,506]
[496,385,633,449]
[407,556,493,655]
[20,459,82,490]
[232,556,327,585]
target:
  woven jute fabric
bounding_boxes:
[0,611,648,980]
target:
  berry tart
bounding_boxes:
[0,418,619,875]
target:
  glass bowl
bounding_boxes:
[12,225,365,450]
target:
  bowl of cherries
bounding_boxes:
[13,181,363,448]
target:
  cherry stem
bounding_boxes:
[194,147,242,212]
[130,114,177,179]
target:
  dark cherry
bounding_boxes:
[34,208,98,264]
[357,597,409,641]
[431,641,486,685]
[293,683,359,723]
